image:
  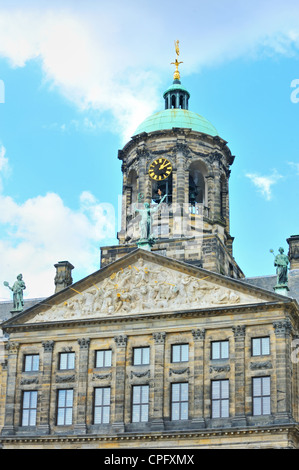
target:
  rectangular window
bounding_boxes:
[171,382,188,420]
[94,387,111,424]
[133,347,150,366]
[211,380,229,418]
[211,341,229,360]
[252,337,270,356]
[59,352,75,370]
[22,391,38,426]
[57,389,73,425]
[252,376,271,416]
[24,354,39,372]
[132,385,149,422]
[171,344,189,363]
[95,349,112,368]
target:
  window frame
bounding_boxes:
[21,390,38,427]
[132,384,150,423]
[93,387,111,424]
[171,344,189,363]
[252,376,271,416]
[95,349,112,368]
[211,340,229,360]
[251,337,270,357]
[170,382,189,421]
[56,388,74,426]
[58,352,75,370]
[133,346,150,366]
[23,354,40,372]
[211,379,230,419]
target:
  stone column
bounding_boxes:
[54,261,74,293]
[113,335,127,432]
[151,332,166,430]
[75,338,90,434]
[1,342,19,435]
[191,329,206,428]
[232,325,246,426]
[273,320,293,423]
[176,144,186,207]
[38,340,54,434]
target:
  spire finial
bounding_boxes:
[171,40,183,81]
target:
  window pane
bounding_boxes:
[22,410,29,426]
[253,397,261,415]
[221,380,229,399]
[262,338,270,355]
[141,404,149,422]
[142,347,150,365]
[212,342,220,360]
[181,344,189,362]
[172,383,180,401]
[262,396,271,415]
[65,407,72,425]
[103,387,110,406]
[57,408,65,425]
[66,390,73,407]
[262,376,270,395]
[221,399,229,418]
[24,356,32,371]
[253,377,261,397]
[134,348,142,365]
[60,354,67,370]
[30,391,38,408]
[104,350,112,367]
[212,400,220,418]
[172,345,180,362]
[95,388,102,406]
[96,350,104,367]
[23,391,30,409]
[141,386,149,404]
[171,403,180,420]
[29,409,37,426]
[181,383,188,401]
[32,355,39,371]
[132,405,140,422]
[252,338,261,356]
[102,406,110,424]
[221,341,229,359]
[58,389,66,407]
[68,353,75,369]
[133,386,141,404]
[181,401,188,420]
[212,381,220,399]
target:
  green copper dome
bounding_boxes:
[133,108,219,137]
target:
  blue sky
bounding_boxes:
[0,0,299,299]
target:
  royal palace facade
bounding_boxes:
[1,47,299,449]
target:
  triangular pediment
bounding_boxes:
[3,249,292,327]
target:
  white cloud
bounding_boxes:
[0,145,9,191]
[246,170,282,200]
[1,2,299,141]
[0,184,117,300]
[288,161,299,175]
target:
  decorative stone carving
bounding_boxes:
[42,341,54,352]
[55,374,75,383]
[5,342,19,354]
[78,338,90,349]
[273,320,293,336]
[250,361,272,370]
[169,367,190,376]
[92,373,112,381]
[152,332,166,344]
[28,258,266,323]
[232,325,246,338]
[131,370,150,379]
[209,365,230,373]
[192,329,205,341]
[114,335,127,347]
[21,377,39,385]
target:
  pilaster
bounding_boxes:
[113,335,127,432]
[75,338,90,434]
[232,325,247,426]
[151,332,166,430]
[38,340,54,435]
[191,329,206,428]
[1,342,19,435]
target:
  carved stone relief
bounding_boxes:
[28,258,265,323]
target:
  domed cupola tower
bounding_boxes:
[101,43,244,279]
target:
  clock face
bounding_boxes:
[148,158,172,181]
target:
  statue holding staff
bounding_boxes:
[3,274,26,312]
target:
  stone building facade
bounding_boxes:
[1,68,299,449]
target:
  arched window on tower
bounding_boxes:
[179,95,184,109]
[127,169,138,211]
[171,94,176,108]
[188,160,207,214]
